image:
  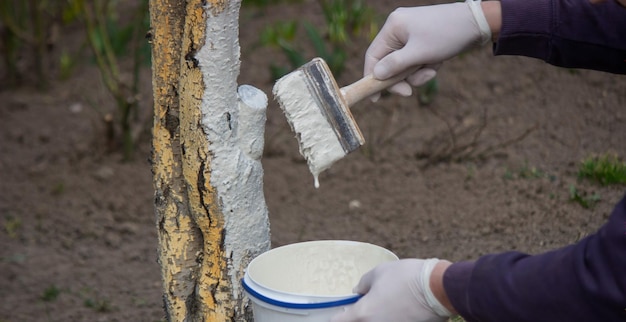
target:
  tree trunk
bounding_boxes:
[149,0,271,320]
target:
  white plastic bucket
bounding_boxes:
[242,240,398,322]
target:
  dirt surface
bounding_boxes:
[1,1,625,321]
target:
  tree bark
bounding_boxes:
[150,0,270,320]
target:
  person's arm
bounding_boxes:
[442,194,626,321]
[429,260,458,315]
[366,0,626,92]
[481,1,502,41]
[494,0,626,74]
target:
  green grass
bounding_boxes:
[84,297,113,312]
[578,153,626,185]
[51,182,66,195]
[75,286,115,313]
[503,163,545,180]
[417,78,439,105]
[258,0,378,80]
[569,153,626,209]
[3,215,21,238]
[569,185,601,209]
[41,285,61,302]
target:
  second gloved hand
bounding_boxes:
[330,258,453,322]
[365,0,492,98]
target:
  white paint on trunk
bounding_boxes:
[196,0,271,311]
[237,85,268,160]
[273,70,346,188]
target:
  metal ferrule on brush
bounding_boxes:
[300,58,365,153]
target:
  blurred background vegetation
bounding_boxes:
[1,0,150,160]
[253,0,378,79]
[0,0,383,160]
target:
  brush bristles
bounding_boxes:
[273,58,365,183]
[273,69,346,180]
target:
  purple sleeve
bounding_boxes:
[442,194,626,321]
[494,0,626,74]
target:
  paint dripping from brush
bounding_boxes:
[273,68,347,188]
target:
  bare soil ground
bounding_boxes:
[1,1,625,321]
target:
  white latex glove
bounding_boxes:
[330,258,452,322]
[365,0,492,99]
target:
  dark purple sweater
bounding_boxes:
[443,1,626,321]
[493,0,626,74]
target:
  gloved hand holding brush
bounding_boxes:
[365,0,498,100]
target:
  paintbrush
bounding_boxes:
[273,57,412,188]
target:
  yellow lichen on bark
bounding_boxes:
[177,0,232,320]
[152,0,244,320]
[150,0,208,320]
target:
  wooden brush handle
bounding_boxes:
[339,69,415,107]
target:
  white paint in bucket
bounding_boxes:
[242,240,398,322]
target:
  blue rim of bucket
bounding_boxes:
[241,278,362,309]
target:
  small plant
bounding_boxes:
[259,0,378,80]
[465,162,476,180]
[503,169,514,180]
[259,21,302,78]
[84,297,113,312]
[0,0,65,88]
[320,0,378,45]
[569,185,601,209]
[578,153,626,186]
[67,0,150,160]
[3,215,21,238]
[75,286,114,313]
[503,164,543,180]
[260,21,347,80]
[41,285,61,302]
[417,78,439,106]
[51,182,66,195]
[132,296,148,307]
[518,163,545,179]
[58,50,78,80]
